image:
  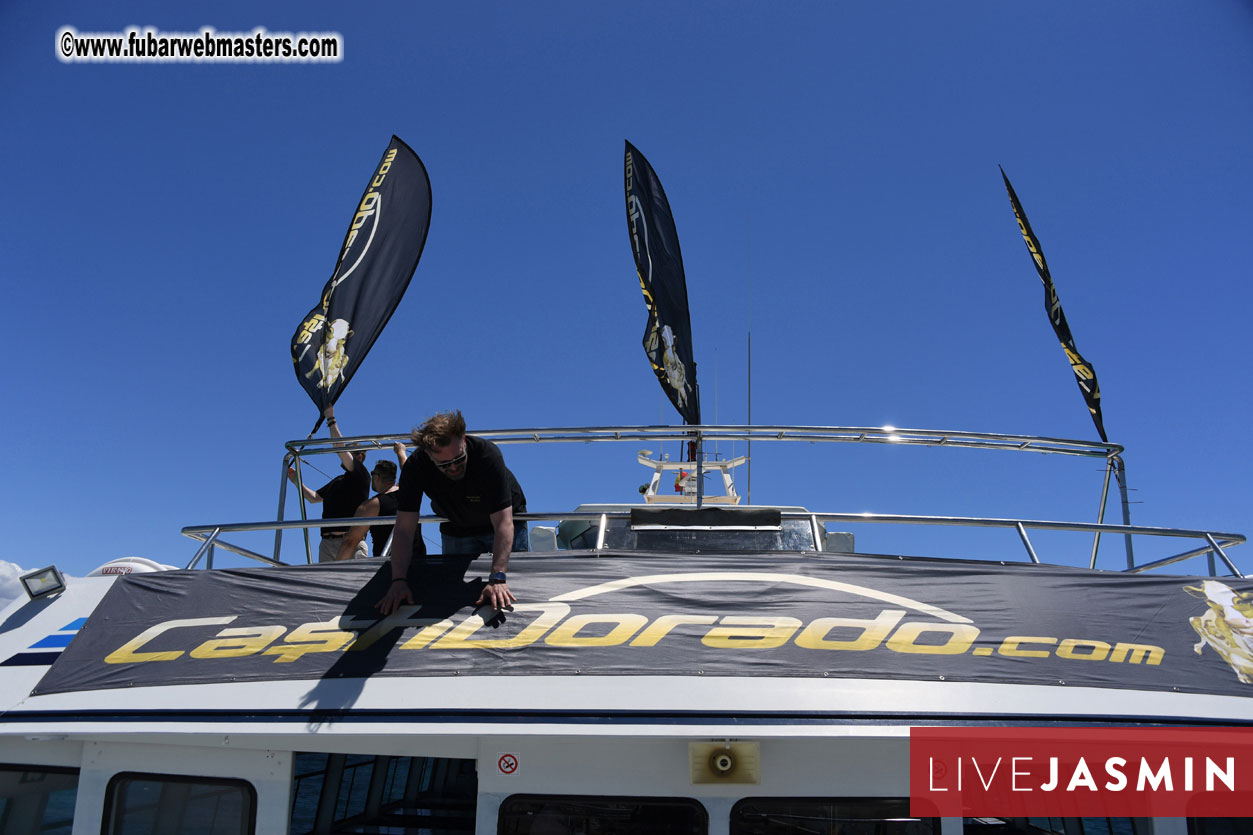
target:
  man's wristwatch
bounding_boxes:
[488,571,507,585]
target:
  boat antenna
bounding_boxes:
[746,212,752,505]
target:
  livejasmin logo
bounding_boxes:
[928,750,1233,793]
[910,727,1253,817]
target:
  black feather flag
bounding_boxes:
[624,141,700,425]
[291,136,432,416]
[1001,167,1108,443]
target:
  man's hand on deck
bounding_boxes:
[376,579,413,615]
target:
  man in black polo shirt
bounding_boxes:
[376,410,528,614]
[286,405,370,562]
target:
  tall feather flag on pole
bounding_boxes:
[624,140,700,426]
[291,136,432,427]
[1000,166,1108,443]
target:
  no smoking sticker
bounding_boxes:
[497,753,519,776]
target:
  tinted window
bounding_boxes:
[0,765,78,835]
[500,794,707,835]
[1188,821,1253,835]
[603,519,815,552]
[731,798,937,835]
[104,773,255,835]
[290,753,475,835]
[965,819,1147,835]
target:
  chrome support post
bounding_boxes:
[1205,533,1244,579]
[1089,457,1114,569]
[1015,522,1041,564]
[275,452,293,563]
[292,454,313,565]
[186,528,222,570]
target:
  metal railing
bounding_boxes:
[179,425,1243,577]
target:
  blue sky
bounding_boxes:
[3,1,1251,583]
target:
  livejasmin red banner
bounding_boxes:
[910,727,1253,817]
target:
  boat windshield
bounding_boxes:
[603,517,817,552]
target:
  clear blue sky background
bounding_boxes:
[3,1,1251,583]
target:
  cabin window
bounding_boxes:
[290,753,476,835]
[102,772,255,835]
[562,522,600,550]
[499,794,708,834]
[730,797,937,834]
[0,765,78,835]
[1187,822,1253,835]
[964,820,1147,834]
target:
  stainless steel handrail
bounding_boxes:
[284,425,1123,460]
[213,424,1239,576]
[182,510,1245,577]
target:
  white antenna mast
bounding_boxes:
[746,212,752,505]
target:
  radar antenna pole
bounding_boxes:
[1115,456,1135,568]
[746,214,752,505]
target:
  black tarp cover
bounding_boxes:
[31,554,1253,700]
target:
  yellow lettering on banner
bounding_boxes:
[341,607,440,652]
[794,609,905,651]
[431,603,570,650]
[629,615,718,647]
[998,636,1058,658]
[886,623,978,655]
[545,614,648,647]
[1056,639,1111,661]
[399,620,456,650]
[1110,642,1164,665]
[262,621,355,663]
[104,616,237,664]
[190,626,286,659]
[702,617,802,649]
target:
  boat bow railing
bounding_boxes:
[181,510,1244,576]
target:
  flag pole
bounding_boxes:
[695,434,704,507]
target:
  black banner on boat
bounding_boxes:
[1001,168,1107,442]
[624,141,700,425]
[291,136,432,414]
[32,555,1253,699]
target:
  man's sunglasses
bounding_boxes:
[432,450,468,471]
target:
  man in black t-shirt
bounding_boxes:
[376,410,528,614]
[286,405,370,562]
[333,441,416,560]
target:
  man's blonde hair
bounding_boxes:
[413,410,467,451]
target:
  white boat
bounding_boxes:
[1,425,1248,834]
